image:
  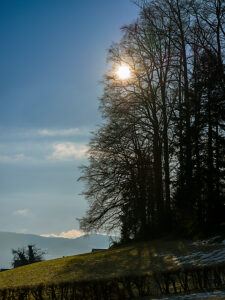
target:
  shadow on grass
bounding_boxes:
[54,239,191,283]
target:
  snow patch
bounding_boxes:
[171,248,225,266]
[159,236,225,267]
[192,236,221,246]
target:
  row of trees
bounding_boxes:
[79,0,225,241]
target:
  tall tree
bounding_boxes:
[79,0,225,240]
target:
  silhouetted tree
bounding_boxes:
[189,49,225,233]
[12,245,45,268]
[79,0,225,241]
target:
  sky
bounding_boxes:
[0,0,139,238]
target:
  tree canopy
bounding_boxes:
[79,0,225,241]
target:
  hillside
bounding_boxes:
[0,232,111,268]
[0,236,224,289]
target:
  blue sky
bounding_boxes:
[0,0,139,237]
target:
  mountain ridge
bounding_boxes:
[0,231,111,268]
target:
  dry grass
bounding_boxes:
[0,238,224,289]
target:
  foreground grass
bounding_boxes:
[0,237,224,289]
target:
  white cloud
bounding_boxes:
[38,128,79,137]
[41,229,86,239]
[13,209,29,217]
[0,127,92,164]
[48,142,88,161]
[0,127,92,139]
[0,154,30,163]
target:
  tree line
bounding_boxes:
[79,0,225,241]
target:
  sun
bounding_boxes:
[116,65,131,80]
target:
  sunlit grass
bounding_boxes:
[0,238,224,289]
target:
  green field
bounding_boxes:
[0,237,224,289]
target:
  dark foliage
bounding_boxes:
[12,245,45,268]
[79,0,225,241]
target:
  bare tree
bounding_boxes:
[79,0,225,241]
[12,245,45,268]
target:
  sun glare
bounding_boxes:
[116,65,131,80]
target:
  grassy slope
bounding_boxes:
[0,238,224,289]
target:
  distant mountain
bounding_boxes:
[0,232,112,268]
